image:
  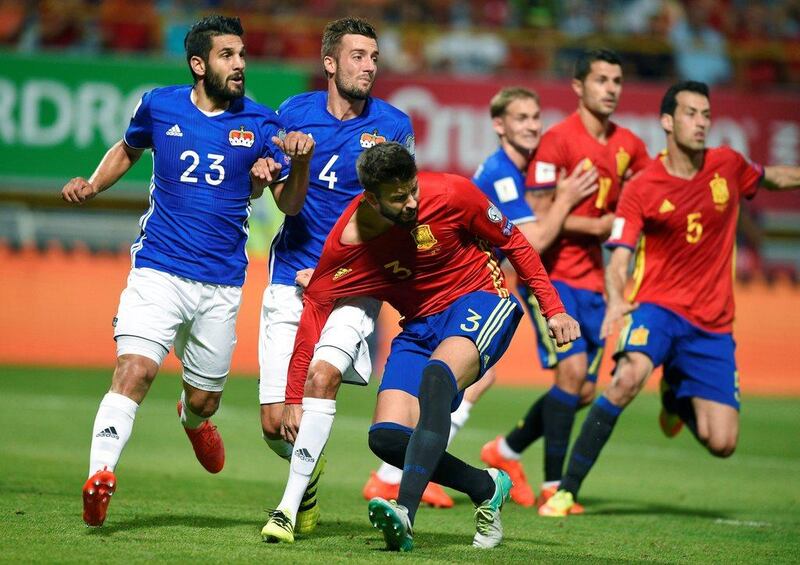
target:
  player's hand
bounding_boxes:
[596,213,615,240]
[250,157,283,198]
[555,163,599,208]
[600,300,639,339]
[547,312,580,346]
[61,177,99,204]
[273,131,315,164]
[295,268,315,289]
[280,403,303,443]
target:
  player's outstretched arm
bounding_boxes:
[563,212,615,240]
[268,131,315,215]
[521,164,599,252]
[601,246,638,338]
[61,140,143,204]
[762,166,800,191]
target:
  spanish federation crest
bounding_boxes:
[710,173,729,211]
[411,224,438,250]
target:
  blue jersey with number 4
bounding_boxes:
[268,90,414,285]
[124,85,288,286]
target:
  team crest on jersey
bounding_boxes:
[404,134,416,156]
[709,173,729,211]
[487,203,503,223]
[333,267,352,281]
[360,130,387,148]
[411,224,438,250]
[616,147,631,177]
[229,126,255,148]
[628,325,649,346]
[581,157,593,171]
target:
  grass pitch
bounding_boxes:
[1,366,798,563]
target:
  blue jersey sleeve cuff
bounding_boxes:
[605,241,636,251]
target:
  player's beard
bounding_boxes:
[204,66,245,102]
[334,68,373,101]
[379,201,417,228]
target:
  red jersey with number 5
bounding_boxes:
[606,146,763,332]
[525,112,650,292]
[284,171,566,403]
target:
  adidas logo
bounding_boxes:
[96,426,119,439]
[659,199,675,214]
[166,124,183,137]
[295,448,315,463]
[333,267,352,281]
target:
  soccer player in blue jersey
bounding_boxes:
[258,18,415,542]
[470,87,598,506]
[61,15,314,528]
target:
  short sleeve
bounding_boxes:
[606,181,645,250]
[525,132,562,190]
[260,110,290,182]
[473,169,535,224]
[629,136,652,176]
[123,90,154,149]
[730,148,763,200]
[394,115,415,157]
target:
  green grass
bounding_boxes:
[1,366,799,563]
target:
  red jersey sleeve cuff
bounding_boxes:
[542,304,566,319]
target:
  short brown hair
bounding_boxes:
[321,17,377,77]
[489,87,540,118]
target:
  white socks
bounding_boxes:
[448,399,473,445]
[179,390,208,429]
[278,398,335,522]
[375,400,475,486]
[89,392,139,476]
[376,462,404,484]
[263,434,293,461]
[498,436,521,460]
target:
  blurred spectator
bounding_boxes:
[99,0,159,52]
[0,0,27,45]
[18,0,90,52]
[669,0,732,85]
[158,0,198,58]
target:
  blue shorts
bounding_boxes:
[379,291,523,411]
[616,303,739,409]
[518,280,606,382]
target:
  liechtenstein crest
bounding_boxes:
[709,173,729,211]
[411,224,438,250]
[616,146,631,177]
[360,129,387,148]
[229,126,255,147]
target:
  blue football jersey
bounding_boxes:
[124,85,288,286]
[268,91,414,285]
[473,147,536,225]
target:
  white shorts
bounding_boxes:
[114,267,242,392]
[258,283,379,404]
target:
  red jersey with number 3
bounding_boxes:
[525,112,650,292]
[284,171,566,403]
[606,146,763,332]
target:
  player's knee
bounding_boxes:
[608,370,641,406]
[185,392,220,419]
[112,355,157,395]
[555,358,588,394]
[704,430,737,458]
[303,362,342,399]
[578,381,596,408]
[368,427,406,465]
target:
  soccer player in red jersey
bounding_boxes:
[278,142,579,550]
[540,81,800,517]
[483,49,651,509]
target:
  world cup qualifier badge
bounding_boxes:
[229,126,255,147]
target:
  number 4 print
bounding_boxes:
[319,154,339,190]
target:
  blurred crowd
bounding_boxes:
[1,0,799,88]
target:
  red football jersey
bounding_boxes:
[525,112,650,292]
[607,146,763,333]
[285,171,566,403]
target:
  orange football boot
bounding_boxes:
[421,482,453,508]
[362,471,400,501]
[177,401,225,473]
[82,467,117,527]
[480,436,535,506]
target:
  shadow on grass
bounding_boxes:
[580,496,730,519]
[87,513,256,535]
